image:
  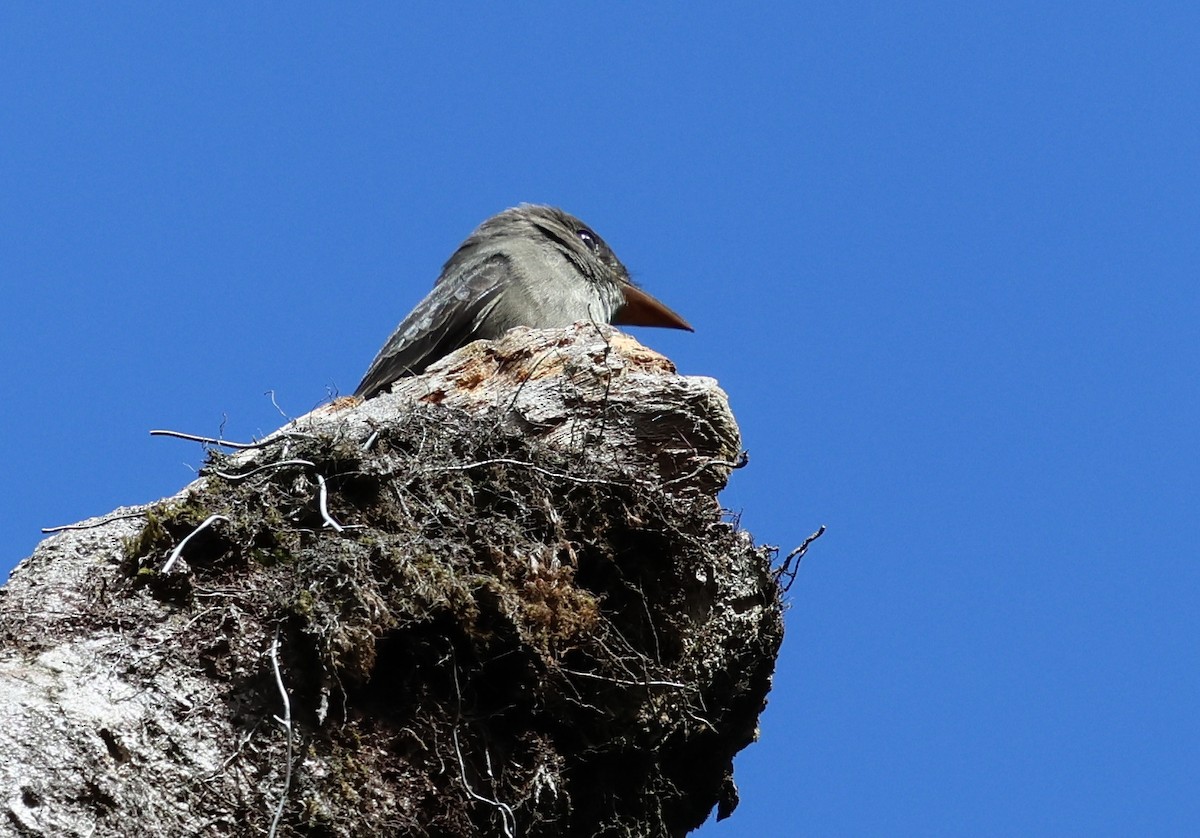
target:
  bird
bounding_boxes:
[353,204,693,398]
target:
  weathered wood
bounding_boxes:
[0,325,781,837]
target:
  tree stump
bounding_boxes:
[0,324,783,837]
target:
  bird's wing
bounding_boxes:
[353,254,509,398]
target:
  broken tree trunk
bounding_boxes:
[0,324,784,837]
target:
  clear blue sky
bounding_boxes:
[3,4,1197,835]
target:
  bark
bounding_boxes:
[0,324,783,837]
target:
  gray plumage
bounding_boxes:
[354,204,692,398]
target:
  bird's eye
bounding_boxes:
[576,228,601,253]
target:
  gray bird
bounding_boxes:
[354,204,693,398]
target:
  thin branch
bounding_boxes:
[210,459,360,531]
[150,428,316,449]
[265,389,292,422]
[149,429,266,449]
[452,728,516,838]
[161,514,229,573]
[210,459,316,482]
[42,511,146,534]
[560,667,688,690]
[316,474,345,532]
[663,451,750,487]
[775,525,827,593]
[447,647,516,836]
[266,630,294,838]
[211,727,259,777]
[178,605,223,634]
[427,458,618,485]
[683,706,719,734]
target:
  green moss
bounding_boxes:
[291,588,316,618]
[90,405,779,836]
[121,490,226,565]
[121,507,170,563]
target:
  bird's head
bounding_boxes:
[458,204,693,332]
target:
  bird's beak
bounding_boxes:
[614,284,694,331]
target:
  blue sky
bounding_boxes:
[3,4,1197,835]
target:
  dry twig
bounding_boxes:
[162,514,229,573]
[774,525,826,593]
[266,630,294,838]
